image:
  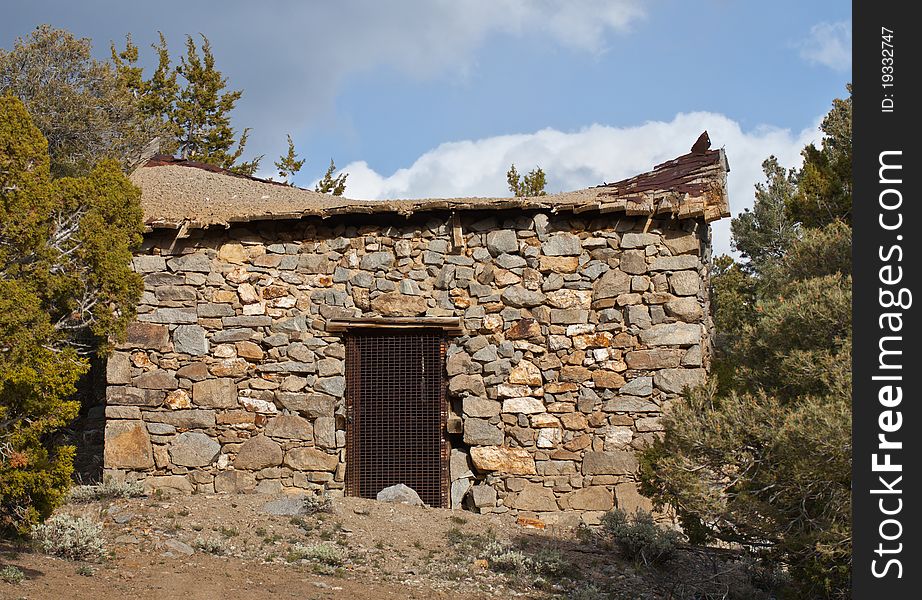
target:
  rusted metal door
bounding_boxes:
[345,329,448,507]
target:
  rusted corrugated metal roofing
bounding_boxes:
[130,133,730,230]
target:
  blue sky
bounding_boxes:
[2,1,851,254]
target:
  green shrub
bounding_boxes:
[192,537,227,555]
[0,565,25,584]
[68,478,145,503]
[301,493,332,515]
[30,514,105,561]
[600,508,682,565]
[287,543,342,566]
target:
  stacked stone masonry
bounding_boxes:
[104,210,712,526]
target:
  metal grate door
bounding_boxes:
[345,329,448,507]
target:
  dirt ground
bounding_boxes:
[1,491,776,600]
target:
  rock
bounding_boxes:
[106,386,163,407]
[163,539,195,556]
[507,483,558,511]
[620,233,660,249]
[604,426,633,449]
[592,269,631,300]
[470,446,536,475]
[662,230,700,255]
[546,289,592,309]
[653,368,707,394]
[104,421,154,469]
[143,409,216,429]
[173,325,208,356]
[284,447,339,471]
[133,255,166,273]
[592,370,625,389]
[626,304,652,328]
[360,251,395,270]
[669,271,700,295]
[463,418,504,445]
[664,297,703,322]
[370,292,428,316]
[603,397,660,412]
[582,451,638,475]
[615,482,654,513]
[143,476,194,495]
[277,393,335,417]
[449,374,485,396]
[239,397,278,414]
[566,486,614,511]
[486,230,519,255]
[237,282,260,304]
[620,377,653,396]
[118,322,172,351]
[451,449,474,480]
[560,365,591,382]
[234,435,283,469]
[508,361,542,386]
[106,352,132,385]
[505,318,542,340]
[624,349,685,369]
[209,358,250,377]
[169,432,220,467]
[164,389,192,410]
[314,417,336,448]
[501,286,545,308]
[539,256,579,272]
[638,323,701,347]
[215,471,256,494]
[167,253,212,273]
[255,479,284,494]
[451,479,472,509]
[619,250,647,274]
[470,484,497,508]
[133,369,178,390]
[265,415,314,440]
[315,376,346,397]
[376,483,424,506]
[236,340,265,360]
[106,405,141,419]
[446,352,474,376]
[502,397,545,414]
[217,242,247,264]
[536,427,561,448]
[462,397,501,418]
[541,232,581,256]
[192,378,237,408]
[650,256,699,271]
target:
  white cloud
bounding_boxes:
[797,21,851,71]
[335,112,821,256]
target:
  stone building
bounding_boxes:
[103,141,730,526]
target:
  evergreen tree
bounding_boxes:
[507,164,547,196]
[274,134,305,185]
[640,88,853,599]
[0,97,143,533]
[0,25,161,176]
[315,159,347,195]
[172,34,261,175]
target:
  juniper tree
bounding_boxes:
[640,88,853,599]
[274,134,305,185]
[315,159,347,195]
[0,97,143,533]
[0,25,160,176]
[506,164,547,196]
[172,35,261,175]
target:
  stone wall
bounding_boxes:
[104,210,712,525]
